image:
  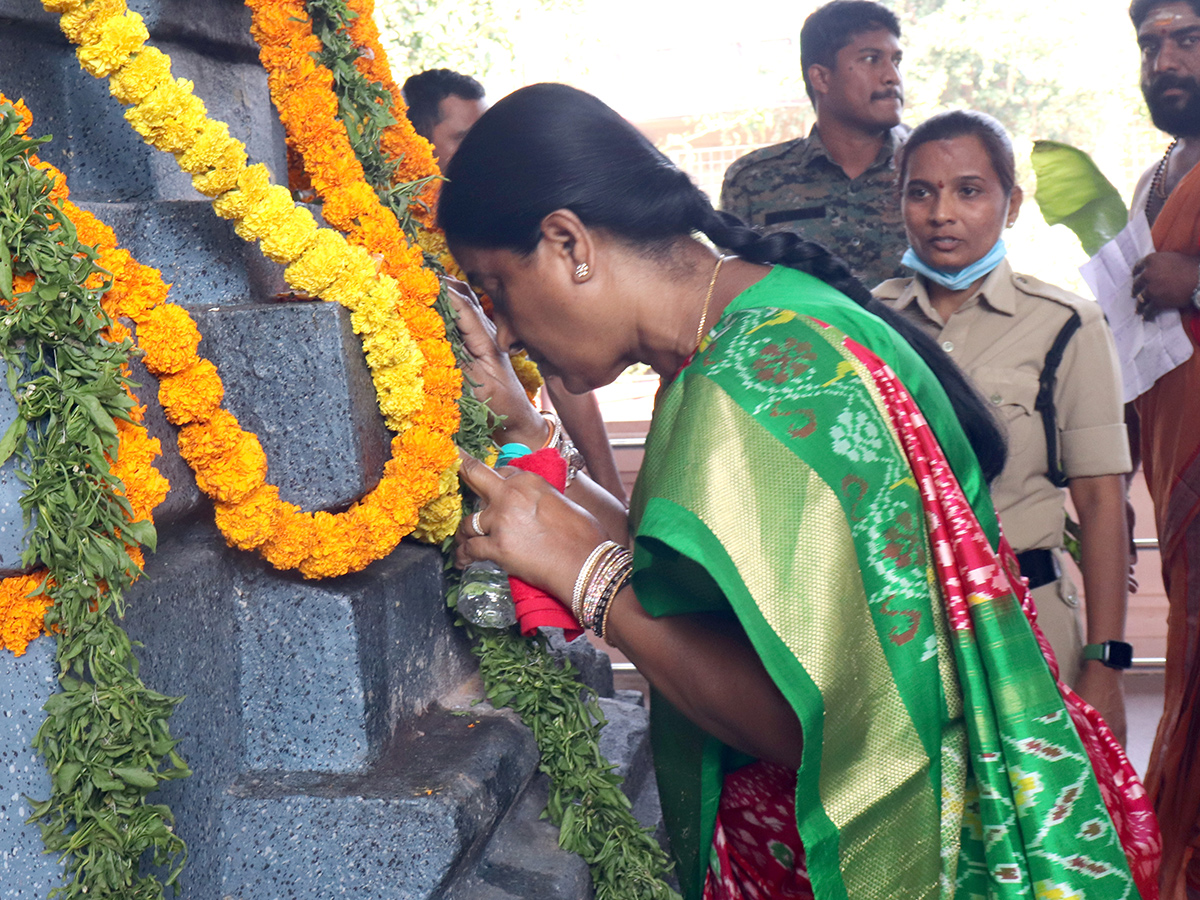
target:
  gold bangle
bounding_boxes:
[572,540,619,622]
[539,409,562,450]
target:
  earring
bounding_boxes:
[575,262,590,280]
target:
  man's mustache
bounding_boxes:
[1147,73,1200,100]
[871,89,904,102]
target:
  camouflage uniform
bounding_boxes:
[719,124,910,290]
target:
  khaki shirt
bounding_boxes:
[719,125,910,289]
[874,259,1131,552]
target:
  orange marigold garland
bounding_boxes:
[40,0,465,571]
[0,94,167,656]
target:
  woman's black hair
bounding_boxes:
[439,84,1006,482]
[896,109,1017,197]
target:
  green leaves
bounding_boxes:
[468,624,680,900]
[1031,140,1129,257]
[1,100,186,900]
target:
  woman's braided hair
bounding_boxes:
[440,83,1005,481]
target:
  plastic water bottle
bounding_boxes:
[456,442,531,631]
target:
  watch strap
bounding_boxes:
[1082,640,1133,669]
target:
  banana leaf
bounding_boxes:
[1031,140,1128,257]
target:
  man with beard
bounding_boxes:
[1128,2,1200,897]
[720,0,908,288]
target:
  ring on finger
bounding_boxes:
[469,509,486,538]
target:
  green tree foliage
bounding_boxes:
[374,0,566,85]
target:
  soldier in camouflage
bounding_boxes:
[720,0,909,290]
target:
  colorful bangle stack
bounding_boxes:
[570,540,633,639]
[540,409,586,487]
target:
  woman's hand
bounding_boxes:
[1131,251,1199,317]
[444,277,549,447]
[456,452,609,602]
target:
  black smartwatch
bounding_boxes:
[1082,640,1133,670]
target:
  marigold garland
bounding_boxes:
[246,0,469,540]
[0,94,167,656]
[0,95,188,900]
[41,0,465,572]
[341,0,440,224]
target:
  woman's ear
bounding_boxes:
[1006,185,1024,228]
[539,209,595,283]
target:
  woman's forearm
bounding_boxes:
[1068,474,1129,644]
[604,587,804,769]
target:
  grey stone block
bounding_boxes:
[0,637,65,897]
[0,386,31,574]
[0,0,263,55]
[0,9,285,204]
[451,774,593,900]
[190,300,391,512]
[543,630,614,699]
[222,710,539,900]
[597,697,663,834]
[78,201,286,309]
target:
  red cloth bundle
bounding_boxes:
[506,448,582,640]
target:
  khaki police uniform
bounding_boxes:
[720,125,910,290]
[875,259,1131,685]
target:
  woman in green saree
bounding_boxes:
[441,83,1159,900]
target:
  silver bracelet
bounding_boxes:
[1192,261,1200,310]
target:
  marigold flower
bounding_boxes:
[158,358,224,425]
[404,305,446,342]
[179,418,267,504]
[413,492,461,544]
[112,419,169,521]
[284,229,350,296]
[259,204,319,265]
[125,78,207,154]
[11,272,36,297]
[259,506,316,570]
[103,318,132,345]
[232,184,294,243]
[0,573,52,657]
[102,253,170,320]
[246,0,310,46]
[137,302,200,375]
[193,150,246,197]
[211,163,271,220]
[109,46,173,105]
[175,119,239,175]
[43,0,85,12]
[320,246,376,310]
[76,10,148,78]
[214,484,283,550]
[58,0,124,45]
[511,354,545,400]
[298,511,372,578]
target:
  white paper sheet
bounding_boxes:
[1079,213,1195,403]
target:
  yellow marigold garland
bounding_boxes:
[41,0,465,570]
[331,1,544,403]
[0,94,168,656]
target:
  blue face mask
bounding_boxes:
[902,238,1008,292]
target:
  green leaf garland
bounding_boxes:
[0,101,189,900]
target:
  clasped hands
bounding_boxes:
[1131,250,1199,317]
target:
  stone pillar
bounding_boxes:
[0,3,659,898]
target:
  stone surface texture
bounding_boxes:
[0,3,664,896]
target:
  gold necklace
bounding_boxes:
[695,255,726,353]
